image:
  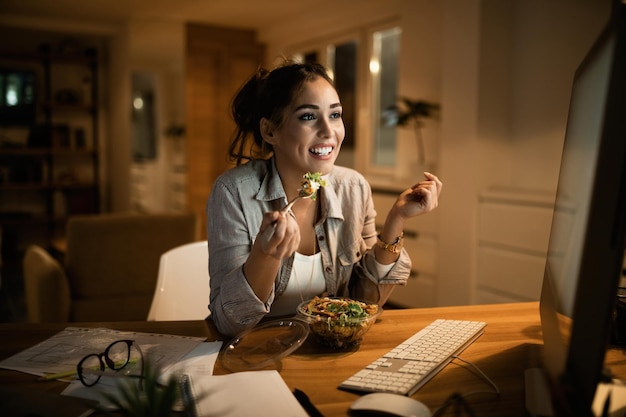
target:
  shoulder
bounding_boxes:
[327,166,372,205]
[328,165,370,189]
[213,159,270,192]
[324,166,374,218]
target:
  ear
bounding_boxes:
[260,118,278,145]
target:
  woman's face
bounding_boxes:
[264,77,345,177]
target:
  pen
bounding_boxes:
[37,358,138,381]
[37,368,79,381]
[293,388,325,417]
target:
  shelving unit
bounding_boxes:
[0,42,100,257]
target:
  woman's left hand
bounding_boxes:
[394,172,443,219]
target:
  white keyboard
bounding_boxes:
[339,319,487,396]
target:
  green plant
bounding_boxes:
[385,97,440,165]
[97,361,183,417]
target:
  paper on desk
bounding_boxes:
[0,327,205,377]
[158,341,222,383]
[61,375,140,410]
[181,370,308,417]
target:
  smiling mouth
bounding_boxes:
[310,146,333,156]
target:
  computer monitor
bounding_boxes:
[537,1,626,416]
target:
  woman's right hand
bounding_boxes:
[244,211,300,302]
[256,211,301,260]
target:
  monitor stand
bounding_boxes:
[525,367,626,417]
[525,368,554,417]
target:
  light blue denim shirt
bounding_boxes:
[206,158,412,336]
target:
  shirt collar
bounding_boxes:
[256,158,287,203]
[318,171,344,222]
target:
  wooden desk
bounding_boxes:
[1,302,625,416]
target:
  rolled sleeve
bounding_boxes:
[207,167,276,336]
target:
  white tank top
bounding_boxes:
[268,251,325,317]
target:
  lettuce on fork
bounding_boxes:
[299,172,327,200]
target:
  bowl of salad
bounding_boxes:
[296,296,381,349]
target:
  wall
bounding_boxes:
[106,23,132,212]
[126,19,186,213]
[396,1,443,177]
[440,0,609,305]
[435,0,481,306]
[508,0,609,190]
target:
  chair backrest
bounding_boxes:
[64,212,197,321]
[147,240,210,321]
[23,245,71,322]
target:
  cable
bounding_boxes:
[431,355,500,417]
[450,355,501,396]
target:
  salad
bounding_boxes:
[298,296,380,349]
[300,296,378,319]
[299,172,327,200]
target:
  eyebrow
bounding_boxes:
[294,103,342,111]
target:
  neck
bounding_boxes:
[294,197,319,255]
[274,158,311,201]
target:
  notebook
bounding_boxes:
[180,370,308,417]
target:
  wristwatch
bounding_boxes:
[376,232,404,254]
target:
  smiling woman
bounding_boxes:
[206,60,442,337]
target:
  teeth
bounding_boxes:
[310,147,332,156]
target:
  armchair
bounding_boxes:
[23,212,197,322]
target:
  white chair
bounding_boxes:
[147,241,210,321]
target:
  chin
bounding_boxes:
[310,161,335,175]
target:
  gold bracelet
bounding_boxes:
[376,232,404,254]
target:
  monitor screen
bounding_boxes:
[539,1,626,415]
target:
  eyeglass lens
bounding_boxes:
[105,340,132,370]
[77,340,137,387]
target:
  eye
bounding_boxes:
[299,112,316,121]
[330,111,342,120]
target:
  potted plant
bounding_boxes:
[384,97,440,166]
[96,362,187,417]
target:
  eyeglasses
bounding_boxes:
[76,339,144,387]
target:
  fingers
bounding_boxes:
[423,172,443,196]
[410,172,442,199]
[258,211,300,259]
[257,212,282,247]
[270,215,299,254]
[261,211,282,228]
[397,172,443,218]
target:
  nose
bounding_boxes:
[317,118,333,138]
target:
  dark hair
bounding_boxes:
[228,61,336,165]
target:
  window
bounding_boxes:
[370,27,401,168]
[131,72,157,161]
